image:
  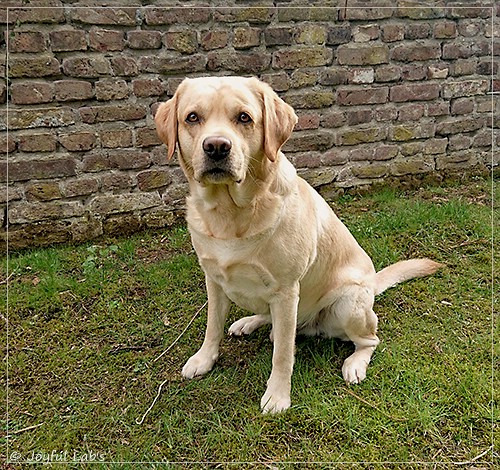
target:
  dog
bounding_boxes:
[154,76,442,414]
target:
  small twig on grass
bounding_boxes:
[0,272,15,285]
[344,388,408,422]
[136,301,207,425]
[4,422,44,438]
[454,445,494,466]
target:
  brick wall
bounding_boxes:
[1,1,498,250]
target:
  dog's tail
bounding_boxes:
[375,259,443,296]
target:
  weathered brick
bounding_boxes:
[326,25,351,45]
[390,122,435,141]
[132,78,164,97]
[0,135,16,154]
[201,30,229,50]
[137,169,172,191]
[423,138,448,155]
[375,64,401,82]
[104,213,142,236]
[374,144,399,160]
[18,133,57,152]
[349,68,375,84]
[165,30,198,54]
[283,131,334,152]
[70,7,136,25]
[100,129,133,148]
[59,132,97,151]
[426,101,449,117]
[449,59,477,77]
[442,79,489,99]
[3,108,75,131]
[79,104,146,124]
[90,193,162,216]
[401,64,427,81]
[352,163,389,179]
[405,23,431,39]
[381,24,404,42]
[321,111,346,128]
[319,67,349,86]
[442,40,489,60]
[62,178,99,198]
[447,7,491,19]
[110,56,139,76]
[9,201,84,224]
[108,149,151,170]
[343,3,394,20]
[337,44,389,65]
[290,70,318,88]
[127,31,162,49]
[435,151,477,171]
[8,55,60,78]
[395,2,444,19]
[215,6,274,24]
[295,24,327,45]
[434,21,457,39]
[264,27,293,46]
[390,157,434,176]
[8,31,47,53]
[284,90,335,109]
[54,80,94,101]
[25,182,62,201]
[100,173,133,191]
[135,128,162,147]
[451,98,474,115]
[261,72,290,92]
[398,104,425,122]
[144,7,211,25]
[6,7,65,24]
[295,113,320,131]
[89,28,125,52]
[11,82,53,105]
[208,51,270,73]
[140,55,206,74]
[449,134,472,151]
[273,47,332,69]
[427,65,449,79]
[3,222,72,251]
[337,87,388,106]
[346,109,373,125]
[95,79,130,101]
[0,157,76,182]
[436,117,485,135]
[62,56,111,78]
[50,29,87,52]
[390,82,440,102]
[233,27,261,49]
[353,24,379,42]
[390,42,441,62]
[337,126,386,146]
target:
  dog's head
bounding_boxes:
[154,76,297,186]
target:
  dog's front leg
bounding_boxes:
[261,285,299,414]
[182,277,230,379]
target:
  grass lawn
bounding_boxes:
[2,176,497,468]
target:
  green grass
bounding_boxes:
[2,177,497,468]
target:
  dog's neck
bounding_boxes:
[187,155,296,240]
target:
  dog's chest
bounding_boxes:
[191,233,276,313]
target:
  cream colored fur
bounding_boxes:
[154,76,442,414]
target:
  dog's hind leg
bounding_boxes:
[322,285,380,384]
[228,314,271,336]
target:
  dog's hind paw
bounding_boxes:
[228,315,269,336]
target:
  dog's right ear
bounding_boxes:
[154,95,178,160]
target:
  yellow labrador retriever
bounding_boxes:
[154,76,441,414]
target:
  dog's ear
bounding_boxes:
[257,79,298,162]
[154,95,178,160]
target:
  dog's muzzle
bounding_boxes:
[199,136,240,184]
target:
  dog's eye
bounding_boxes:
[186,112,199,123]
[238,112,252,124]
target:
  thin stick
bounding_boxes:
[454,445,494,466]
[135,378,170,425]
[344,388,407,422]
[152,300,207,364]
[5,422,44,438]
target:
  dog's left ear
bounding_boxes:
[154,94,178,160]
[256,79,298,162]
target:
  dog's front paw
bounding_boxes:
[342,355,368,384]
[181,351,216,379]
[260,387,291,414]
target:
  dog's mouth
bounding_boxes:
[198,162,243,185]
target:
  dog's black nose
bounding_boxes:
[203,136,232,160]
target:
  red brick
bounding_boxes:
[164,31,198,54]
[18,133,56,152]
[79,104,146,124]
[233,27,261,49]
[110,57,139,76]
[337,87,388,106]
[100,130,133,148]
[6,7,65,24]
[201,30,229,50]
[54,80,94,101]
[62,57,111,78]
[381,24,404,42]
[434,21,457,39]
[89,28,125,52]
[70,8,136,25]
[375,64,401,82]
[135,128,162,147]
[326,25,351,45]
[0,135,16,153]
[132,79,164,97]
[144,7,211,25]
[59,132,97,151]
[342,3,394,20]
[50,29,87,52]
[8,31,47,53]
[390,83,440,102]
[11,82,53,105]
[127,31,162,49]
[0,157,76,183]
[264,27,293,46]
[398,104,425,121]
[451,98,474,115]
[295,113,320,131]
[405,23,431,39]
[390,42,441,62]
[108,150,151,170]
[62,178,99,198]
[95,79,130,101]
